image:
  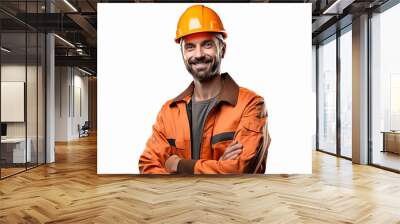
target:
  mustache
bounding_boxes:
[189,56,213,65]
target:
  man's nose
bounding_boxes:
[194,45,205,58]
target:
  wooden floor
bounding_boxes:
[373,150,400,171]
[0,167,26,178]
[1,134,400,223]
[1,163,44,178]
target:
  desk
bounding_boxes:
[381,131,400,154]
[1,138,31,163]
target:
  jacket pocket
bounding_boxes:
[167,138,186,158]
[211,132,235,160]
[242,119,265,135]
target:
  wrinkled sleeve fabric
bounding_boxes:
[178,96,268,174]
[138,104,171,174]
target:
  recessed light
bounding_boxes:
[54,34,75,48]
[63,0,78,12]
[1,47,11,53]
[78,67,93,76]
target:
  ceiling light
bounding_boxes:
[54,34,75,48]
[78,67,93,76]
[63,0,78,12]
[323,0,355,15]
[1,47,11,53]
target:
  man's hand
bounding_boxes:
[219,141,243,161]
[165,155,182,173]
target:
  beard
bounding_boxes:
[184,54,221,82]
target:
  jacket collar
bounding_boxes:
[170,72,239,107]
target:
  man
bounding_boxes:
[139,5,270,174]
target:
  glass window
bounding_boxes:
[1,31,28,178]
[339,28,352,158]
[312,45,317,150]
[371,3,400,171]
[318,36,337,154]
[38,32,46,165]
[0,1,46,179]
[27,31,38,169]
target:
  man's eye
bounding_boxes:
[186,45,194,50]
[204,42,213,48]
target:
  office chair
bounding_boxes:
[79,121,90,138]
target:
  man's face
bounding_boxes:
[181,33,225,82]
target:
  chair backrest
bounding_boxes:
[82,121,90,128]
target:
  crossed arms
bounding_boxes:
[138,96,269,174]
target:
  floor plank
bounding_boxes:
[0,134,400,223]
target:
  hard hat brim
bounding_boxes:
[175,31,227,44]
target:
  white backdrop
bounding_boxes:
[98,3,312,174]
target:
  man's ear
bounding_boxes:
[221,43,226,58]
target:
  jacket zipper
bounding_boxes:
[186,100,193,159]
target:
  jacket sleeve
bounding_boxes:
[138,104,171,174]
[177,96,270,174]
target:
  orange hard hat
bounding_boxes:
[175,5,227,44]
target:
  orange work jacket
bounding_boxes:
[138,73,270,174]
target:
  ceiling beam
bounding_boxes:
[55,55,96,69]
[67,13,97,37]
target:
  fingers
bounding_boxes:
[227,140,238,147]
[165,154,181,173]
[223,148,242,160]
[225,142,242,154]
[221,142,243,160]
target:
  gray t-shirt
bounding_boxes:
[191,96,217,160]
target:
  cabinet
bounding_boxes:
[0,138,32,165]
[382,131,400,154]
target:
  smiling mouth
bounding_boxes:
[192,62,210,69]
